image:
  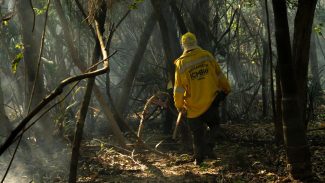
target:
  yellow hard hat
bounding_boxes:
[181,32,198,52]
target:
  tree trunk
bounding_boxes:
[272,0,313,180]
[54,0,127,148]
[263,0,278,145]
[190,0,214,52]
[162,0,184,133]
[69,2,106,181]
[261,40,269,117]
[151,0,174,83]
[151,0,178,135]
[68,47,99,183]
[275,67,283,145]
[116,12,157,114]
[292,0,317,128]
[169,1,187,35]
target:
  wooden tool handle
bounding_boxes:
[172,112,183,139]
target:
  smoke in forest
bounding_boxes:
[0,0,324,182]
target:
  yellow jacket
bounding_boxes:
[173,48,231,118]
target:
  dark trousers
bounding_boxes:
[187,98,220,159]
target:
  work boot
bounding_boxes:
[192,146,204,165]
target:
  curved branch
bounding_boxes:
[0,49,109,156]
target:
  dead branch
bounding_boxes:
[0,43,110,156]
[137,92,169,138]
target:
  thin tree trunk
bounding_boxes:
[264,0,279,144]
[68,2,107,182]
[260,0,271,118]
[68,55,97,183]
[275,66,283,145]
[190,0,214,52]
[169,1,187,34]
[261,41,269,117]
[54,0,127,148]
[117,12,157,114]
[163,0,183,133]
[151,0,174,83]
[151,0,176,135]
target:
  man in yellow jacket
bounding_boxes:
[174,32,231,165]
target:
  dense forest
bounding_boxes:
[0,0,325,182]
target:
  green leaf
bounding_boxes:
[11,53,23,74]
[128,3,137,10]
[33,7,46,15]
[2,20,8,26]
[15,43,24,50]
[128,0,144,10]
[314,24,323,35]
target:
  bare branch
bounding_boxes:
[0,38,110,156]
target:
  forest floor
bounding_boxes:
[74,121,325,183]
[1,117,324,183]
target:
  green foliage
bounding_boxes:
[243,0,256,8]
[2,20,8,26]
[11,53,23,74]
[33,3,48,16]
[11,43,24,74]
[128,0,144,10]
[314,23,323,36]
[15,43,24,50]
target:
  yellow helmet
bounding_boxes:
[181,32,198,52]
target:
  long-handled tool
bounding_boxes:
[172,112,183,140]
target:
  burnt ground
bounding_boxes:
[75,122,325,183]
